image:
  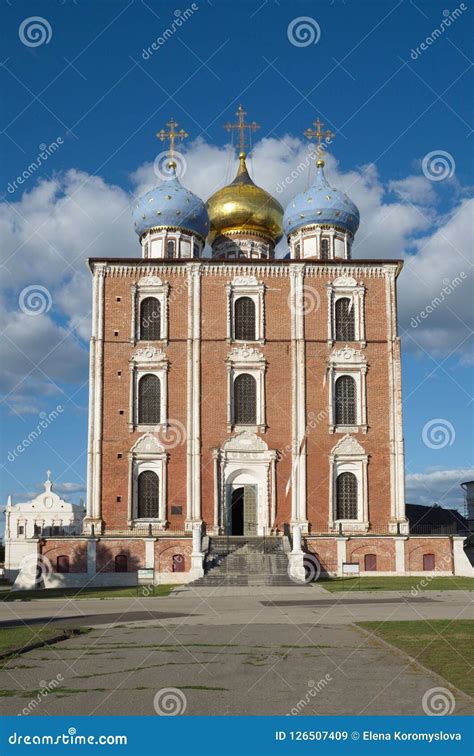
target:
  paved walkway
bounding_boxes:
[1,588,472,716]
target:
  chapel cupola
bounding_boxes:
[132,119,209,260]
[283,119,360,261]
[206,106,284,260]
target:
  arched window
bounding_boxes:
[364,554,377,571]
[139,297,161,341]
[115,554,128,573]
[234,373,257,425]
[423,553,435,571]
[166,240,175,258]
[172,554,185,572]
[335,298,355,341]
[335,375,356,425]
[57,555,70,573]
[336,472,358,520]
[138,374,161,424]
[234,297,256,341]
[320,237,329,260]
[137,470,159,519]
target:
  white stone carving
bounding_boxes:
[137,275,163,287]
[222,431,269,452]
[232,275,258,286]
[131,346,167,363]
[130,433,166,455]
[227,346,265,363]
[331,434,366,457]
[329,346,367,365]
[332,276,357,288]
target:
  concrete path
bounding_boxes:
[1,587,472,716]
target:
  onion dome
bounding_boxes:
[132,164,209,241]
[207,152,284,245]
[283,159,360,238]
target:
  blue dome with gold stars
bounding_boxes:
[283,160,360,238]
[132,168,209,240]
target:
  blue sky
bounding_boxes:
[1,0,473,514]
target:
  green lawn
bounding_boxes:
[358,620,474,698]
[318,576,474,592]
[0,626,90,657]
[0,585,174,601]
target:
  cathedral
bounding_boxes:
[8,110,469,587]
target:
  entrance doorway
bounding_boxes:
[230,485,257,535]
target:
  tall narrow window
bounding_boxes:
[336,472,357,519]
[57,555,70,573]
[234,297,256,341]
[335,298,355,341]
[335,375,356,425]
[137,470,159,519]
[193,242,199,259]
[234,373,257,425]
[320,237,329,260]
[138,374,161,424]
[294,242,301,259]
[423,553,435,571]
[166,240,175,259]
[139,297,161,341]
[364,554,377,571]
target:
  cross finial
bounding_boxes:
[156,119,188,168]
[304,118,335,163]
[223,105,260,156]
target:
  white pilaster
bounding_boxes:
[186,264,201,529]
[394,537,406,574]
[336,537,347,576]
[290,266,308,530]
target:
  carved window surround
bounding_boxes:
[129,346,169,432]
[128,433,168,528]
[226,346,266,432]
[327,276,366,346]
[328,346,368,434]
[225,275,265,344]
[329,434,369,532]
[131,276,170,344]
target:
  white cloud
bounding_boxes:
[406,467,474,509]
[1,139,472,412]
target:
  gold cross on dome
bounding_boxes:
[223,105,260,155]
[156,119,188,163]
[304,118,335,157]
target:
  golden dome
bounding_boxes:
[207,153,284,245]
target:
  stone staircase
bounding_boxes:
[190,536,296,587]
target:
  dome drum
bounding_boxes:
[288,224,351,261]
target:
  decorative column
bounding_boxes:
[290,265,308,531]
[85,263,105,534]
[186,263,202,530]
[288,524,306,582]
